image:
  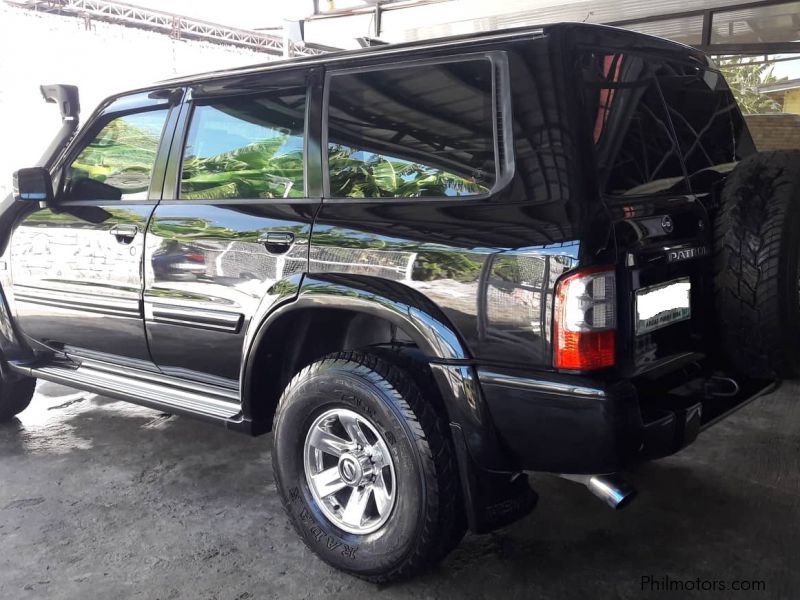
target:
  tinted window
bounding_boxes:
[180,90,306,200]
[65,109,168,201]
[580,53,688,196]
[658,61,754,188]
[326,59,496,198]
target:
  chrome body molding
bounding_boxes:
[11,358,240,420]
[477,369,607,399]
[146,302,243,334]
[12,285,141,318]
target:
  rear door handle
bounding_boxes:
[109,224,139,243]
[259,231,295,254]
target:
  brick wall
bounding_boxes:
[744,113,800,151]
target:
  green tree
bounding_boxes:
[181,136,304,200]
[327,145,488,198]
[718,56,784,114]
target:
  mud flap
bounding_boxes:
[450,423,538,533]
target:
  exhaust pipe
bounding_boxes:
[559,473,637,510]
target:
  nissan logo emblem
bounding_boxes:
[339,456,360,484]
[661,215,674,234]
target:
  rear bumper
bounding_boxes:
[478,367,777,474]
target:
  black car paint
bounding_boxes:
[0,23,772,532]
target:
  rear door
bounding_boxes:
[9,91,180,366]
[143,70,318,386]
[576,47,754,375]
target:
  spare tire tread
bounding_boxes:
[714,150,800,378]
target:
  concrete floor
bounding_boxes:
[1,381,799,600]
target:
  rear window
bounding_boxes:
[578,51,753,197]
[658,61,754,188]
[325,59,497,198]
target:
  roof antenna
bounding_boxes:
[582,11,594,23]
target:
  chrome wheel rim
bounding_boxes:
[303,407,396,535]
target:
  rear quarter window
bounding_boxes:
[325,58,497,198]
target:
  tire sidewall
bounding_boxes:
[273,361,431,576]
[0,377,36,422]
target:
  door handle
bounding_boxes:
[259,231,295,254]
[109,224,139,243]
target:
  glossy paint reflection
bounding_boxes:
[309,201,580,367]
[144,202,314,384]
[9,204,154,361]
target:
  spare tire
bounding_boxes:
[714,150,800,379]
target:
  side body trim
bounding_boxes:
[147,303,244,333]
[13,285,141,319]
[478,370,607,398]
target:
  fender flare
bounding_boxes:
[283,274,470,360]
[239,274,471,408]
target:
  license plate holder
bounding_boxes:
[635,277,691,336]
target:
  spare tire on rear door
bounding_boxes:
[714,150,800,379]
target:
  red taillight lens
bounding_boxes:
[554,267,616,370]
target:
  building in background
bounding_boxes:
[760,78,800,112]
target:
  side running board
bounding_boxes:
[9,358,241,421]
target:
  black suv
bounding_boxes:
[5,23,800,582]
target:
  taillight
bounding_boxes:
[554,266,616,370]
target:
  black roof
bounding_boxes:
[157,22,702,87]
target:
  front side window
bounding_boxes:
[64,109,168,201]
[180,90,306,200]
[326,59,497,198]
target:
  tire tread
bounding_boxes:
[713,150,800,377]
[272,350,464,583]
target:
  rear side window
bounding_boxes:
[180,89,306,200]
[326,59,496,198]
[64,109,168,201]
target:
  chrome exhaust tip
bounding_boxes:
[559,473,638,510]
[585,474,637,510]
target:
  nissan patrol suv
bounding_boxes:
[4,23,800,582]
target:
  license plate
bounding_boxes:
[635,277,691,336]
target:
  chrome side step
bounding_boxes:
[11,358,241,420]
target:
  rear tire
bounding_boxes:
[271,351,464,582]
[0,375,36,422]
[714,150,800,378]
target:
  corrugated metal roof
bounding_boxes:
[759,77,800,93]
[378,0,775,42]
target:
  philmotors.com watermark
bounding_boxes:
[641,574,767,593]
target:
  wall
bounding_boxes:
[784,90,800,115]
[744,113,800,151]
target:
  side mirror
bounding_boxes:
[12,167,54,204]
